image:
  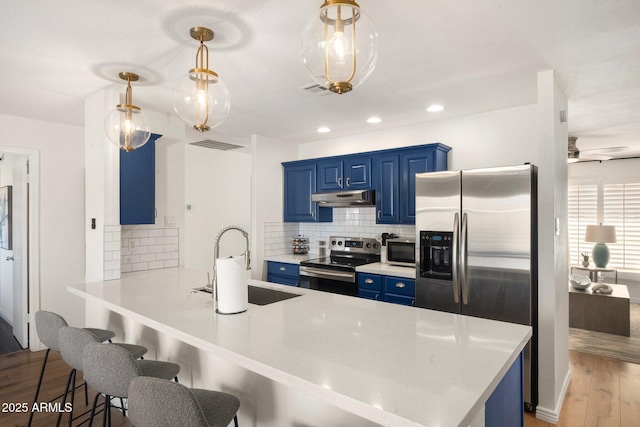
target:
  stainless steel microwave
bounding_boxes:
[386,238,416,267]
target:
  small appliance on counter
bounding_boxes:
[292,235,309,254]
[386,237,416,267]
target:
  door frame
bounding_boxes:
[0,146,40,350]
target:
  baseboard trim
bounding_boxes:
[535,369,571,424]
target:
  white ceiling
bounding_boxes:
[2,0,640,159]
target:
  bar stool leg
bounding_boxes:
[88,392,101,427]
[55,368,75,427]
[27,348,50,426]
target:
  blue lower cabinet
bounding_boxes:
[485,351,524,427]
[357,273,383,300]
[383,276,416,306]
[267,262,299,287]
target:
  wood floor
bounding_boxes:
[1,348,639,426]
[0,349,132,427]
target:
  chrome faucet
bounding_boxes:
[211,225,251,300]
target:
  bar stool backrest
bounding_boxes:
[35,311,68,352]
[58,326,100,371]
[83,342,143,398]
[128,376,208,427]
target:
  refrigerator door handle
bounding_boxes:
[452,212,460,304]
[460,212,469,305]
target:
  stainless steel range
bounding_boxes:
[299,236,381,296]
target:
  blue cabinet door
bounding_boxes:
[120,134,161,225]
[344,156,372,190]
[283,163,332,222]
[317,159,344,191]
[267,262,300,287]
[399,150,435,224]
[374,154,399,223]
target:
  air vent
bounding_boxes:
[299,83,330,96]
[188,140,243,151]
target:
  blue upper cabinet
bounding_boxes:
[317,159,343,191]
[399,149,435,224]
[317,156,372,192]
[343,155,372,190]
[120,134,161,225]
[378,143,450,224]
[283,161,332,222]
[374,154,399,223]
[282,143,450,224]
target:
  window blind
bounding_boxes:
[568,185,598,266]
[603,183,640,269]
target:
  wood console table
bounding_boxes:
[568,283,630,336]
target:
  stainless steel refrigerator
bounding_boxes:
[415,164,537,411]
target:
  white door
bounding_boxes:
[11,158,28,348]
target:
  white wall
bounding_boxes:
[251,135,299,280]
[299,104,539,169]
[0,113,85,330]
[184,145,252,274]
[535,70,570,422]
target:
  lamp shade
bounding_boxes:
[585,225,617,243]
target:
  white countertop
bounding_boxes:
[356,262,416,279]
[69,267,531,427]
[265,254,314,264]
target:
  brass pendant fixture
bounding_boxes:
[300,0,378,94]
[173,27,231,132]
[104,72,151,152]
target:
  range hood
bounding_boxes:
[311,189,376,207]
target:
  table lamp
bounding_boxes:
[585,225,617,268]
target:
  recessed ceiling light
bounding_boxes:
[367,117,382,124]
[317,127,331,133]
[426,105,445,113]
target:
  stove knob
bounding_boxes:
[366,243,371,248]
[331,240,337,245]
[338,241,343,246]
[373,243,379,249]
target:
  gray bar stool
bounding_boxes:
[28,311,118,427]
[82,342,181,427]
[128,376,240,427]
[56,327,148,427]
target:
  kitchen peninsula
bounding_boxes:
[68,267,531,427]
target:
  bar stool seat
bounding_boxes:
[85,328,116,344]
[128,376,240,427]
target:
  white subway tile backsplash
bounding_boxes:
[264,212,415,257]
[120,227,180,273]
[105,241,120,252]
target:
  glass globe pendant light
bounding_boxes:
[300,0,378,94]
[173,27,230,132]
[103,72,151,152]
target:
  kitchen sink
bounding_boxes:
[193,285,301,306]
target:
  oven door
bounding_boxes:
[299,266,358,296]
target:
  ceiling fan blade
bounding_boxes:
[580,146,629,154]
[579,153,613,161]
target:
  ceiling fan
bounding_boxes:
[567,136,629,162]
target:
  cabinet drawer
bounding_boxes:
[384,276,415,297]
[267,262,299,278]
[357,273,382,291]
